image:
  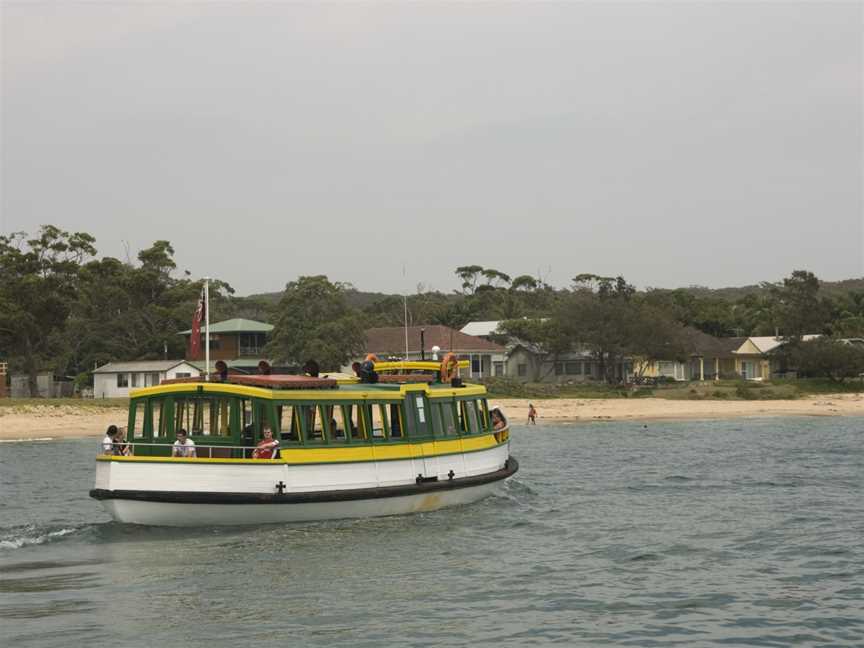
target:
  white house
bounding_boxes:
[92,360,200,398]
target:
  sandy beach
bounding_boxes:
[0,405,128,442]
[2,394,864,441]
[493,394,864,425]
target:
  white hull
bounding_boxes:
[99,481,502,527]
[92,442,516,527]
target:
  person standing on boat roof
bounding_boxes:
[172,429,197,458]
[252,426,280,459]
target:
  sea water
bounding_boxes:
[1,417,862,647]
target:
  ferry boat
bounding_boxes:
[89,360,517,526]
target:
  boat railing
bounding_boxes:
[98,442,274,459]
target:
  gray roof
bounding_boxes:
[93,360,193,374]
[187,358,271,370]
[460,321,502,337]
[179,318,274,335]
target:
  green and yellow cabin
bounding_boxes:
[126,379,508,459]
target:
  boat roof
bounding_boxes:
[130,376,487,400]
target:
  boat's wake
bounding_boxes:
[0,525,82,551]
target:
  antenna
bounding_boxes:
[402,263,409,360]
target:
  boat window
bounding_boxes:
[209,399,232,436]
[432,401,458,436]
[367,404,387,438]
[298,405,328,444]
[328,406,350,443]
[132,401,146,438]
[240,399,254,431]
[172,397,232,436]
[344,404,365,441]
[388,404,402,438]
[276,404,301,443]
[464,400,481,434]
[480,399,491,431]
[152,399,167,437]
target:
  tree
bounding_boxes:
[768,270,830,338]
[65,242,234,379]
[789,338,864,382]
[0,226,96,395]
[626,305,690,377]
[455,265,485,296]
[266,276,366,370]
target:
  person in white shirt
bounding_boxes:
[172,428,197,458]
[102,425,120,455]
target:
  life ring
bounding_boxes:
[440,353,459,383]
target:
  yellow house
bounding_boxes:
[634,332,745,381]
[732,335,821,380]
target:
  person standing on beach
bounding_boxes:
[527,403,537,425]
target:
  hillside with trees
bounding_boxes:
[2,225,863,394]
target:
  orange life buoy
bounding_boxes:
[440,353,459,383]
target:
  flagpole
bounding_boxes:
[204,277,210,381]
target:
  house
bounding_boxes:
[732,335,821,380]
[10,372,74,398]
[462,320,751,383]
[460,320,619,382]
[634,331,745,382]
[357,326,506,379]
[179,318,275,372]
[92,360,200,398]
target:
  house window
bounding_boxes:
[239,333,266,357]
[131,373,139,387]
[117,373,129,388]
[149,372,160,386]
[471,355,481,375]
[175,372,191,379]
[565,362,581,375]
[555,363,564,376]
[493,362,504,377]
[517,364,527,377]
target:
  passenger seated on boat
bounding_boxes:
[102,425,120,455]
[490,408,506,431]
[115,427,131,456]
[172,429,197,458]
[252,427,280,459]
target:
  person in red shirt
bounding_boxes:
[252,426,280,459]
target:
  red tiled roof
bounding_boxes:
[365,326,505,355]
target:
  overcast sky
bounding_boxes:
[2,2,862,296]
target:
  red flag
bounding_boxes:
[190,287,206,360]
